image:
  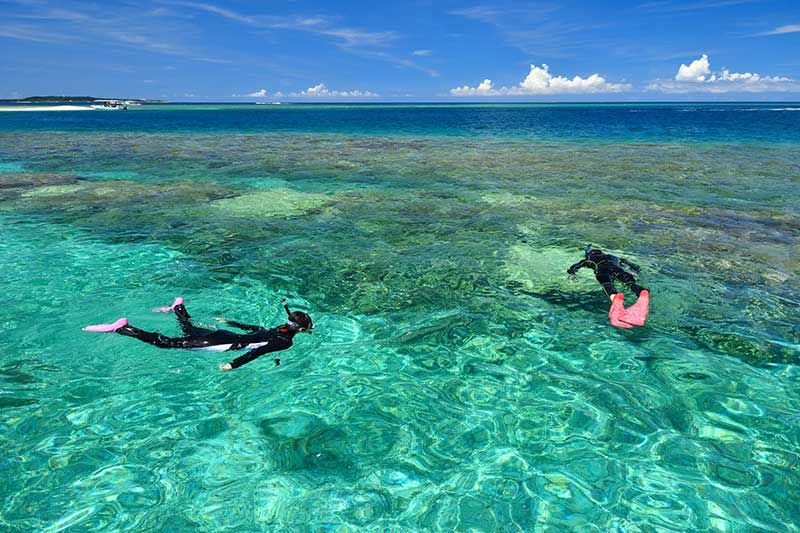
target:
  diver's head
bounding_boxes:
[287,311,313,333]
[282,298,313,333]
[585,244,602,258]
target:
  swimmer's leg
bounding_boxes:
[83,318,128,333]
[116,324,196,349]
[594,270,632,328]
[622,290,650,327]
[616,271,647,296]
[152,296,184,314]
[608,293,633,329]
[595,271,617,301]
[615,271,649,326]
[174,303,214,337]
[601,271,650,326]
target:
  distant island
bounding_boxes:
[0,96,164,104]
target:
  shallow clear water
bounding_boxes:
[0,104,799,531]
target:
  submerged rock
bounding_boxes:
[0,172,79,190]
[504,245,599,295]
[21,184,86,197]
[208,188,330,218]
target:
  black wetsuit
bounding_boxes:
[567,253,647,297]
[117,304,295,369]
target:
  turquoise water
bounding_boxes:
[1,104,799,531]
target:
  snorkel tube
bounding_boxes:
[584,243,592,259]
[282,298,313,333]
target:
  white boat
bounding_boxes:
[91,99,129,110]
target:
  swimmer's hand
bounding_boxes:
[214,317,227,323]
[219,363,233,372]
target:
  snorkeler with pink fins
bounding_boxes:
[83,298,313,371]
[567,244,650,329]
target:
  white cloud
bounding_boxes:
[649,54,799,92]
[449,5,591,58]
[231,89,269,97]
[314,27,397,48]
[0,23,75,43]
[171,1,397,48]
[166,1,430,75]
[758,24,800,36]
[171,1,256,25]
[675,54,710,81]
[637,0,758,12]
[450,64,630,96]
[2,3,229,64]
[412,49,432,56]
[289,83,378,98]
[455,79,495,95]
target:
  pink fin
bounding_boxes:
[609,294,633,329]
[152,296,184,313]
[622,290,650,327]
[83,317,128,333]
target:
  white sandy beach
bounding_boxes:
[0,105,94,112]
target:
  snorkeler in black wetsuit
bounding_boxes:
[567,245,650,328]
[83,298,313,371]
[567,246,647,299]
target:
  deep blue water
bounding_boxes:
[1,102,800,143]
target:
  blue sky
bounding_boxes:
[1,0,798,101]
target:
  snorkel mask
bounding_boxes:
[282,298,314,333]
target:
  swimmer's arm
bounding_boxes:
[214,317,262,332]
[620,258,641,273]
[221,338,291,371]
[567,260,588,275]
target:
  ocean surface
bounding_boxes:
[0,103,798,531]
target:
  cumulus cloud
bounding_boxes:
[289,83,378,98]
[649,54,799,92]
[450,64,630,96]
[675,54,711,81]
